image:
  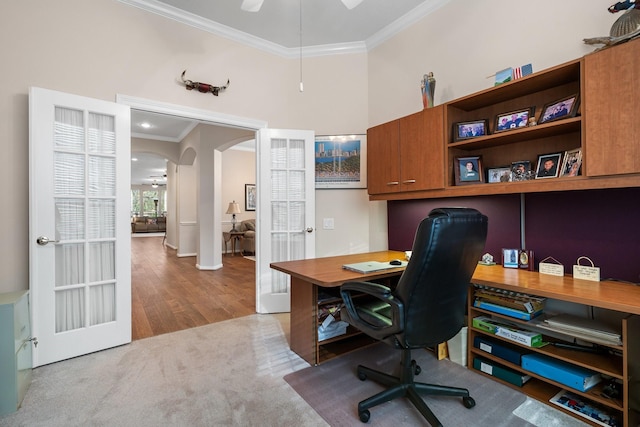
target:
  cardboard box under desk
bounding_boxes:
[521,354,602,392]
[473,356,532,387]
[473,336,531,366]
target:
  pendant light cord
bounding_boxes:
[299,0,304,92]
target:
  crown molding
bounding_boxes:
[119,0,448,58]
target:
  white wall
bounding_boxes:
[0,0,621,293]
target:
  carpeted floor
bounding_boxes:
[0,314,327,427]
[284,342,587,426]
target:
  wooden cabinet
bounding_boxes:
[367,106,444,195]
[367,38,640,201]
[584,37,640,177]
[0,291,33,417]
[468,267,640,426]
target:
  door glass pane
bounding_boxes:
[271,202,287,231]
[89,242,115,282]
[55,244,85,287]
[90,284,115,325]
[289,171,305,199]
[88,113,115,154]
[271,233,288,293]
[88,199,115,239]
[88,156,115,197]
[54,152,85,196]
[289,201,304,231]
[55,288,85,333]
[54,107,84,151]
[55,199,85,241]
[290,232,305,260]
[288,138,305,168]
[271,171,287,200]
[270,138,287,168]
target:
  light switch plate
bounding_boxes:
[323,218,334,230]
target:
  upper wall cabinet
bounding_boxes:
[584,38,640,177]
[367,106,444,195]
[367,38,640,201]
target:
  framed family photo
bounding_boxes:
[560,148,583,177]
[535,153,563,179]
[487,166,512,183]
[452,120,488,142]
[494,107,534,132]
[454,156,484,185]
[539,94,579,124]
[315,134,367,189]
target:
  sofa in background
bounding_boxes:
[131,216,166,233]
[239,219,255,254]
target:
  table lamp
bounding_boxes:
[226,200,241,231]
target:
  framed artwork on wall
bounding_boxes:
[245,184,256,211]
[315,134,367,189]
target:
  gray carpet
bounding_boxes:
[0,314,328,427]
[284,342,583,426]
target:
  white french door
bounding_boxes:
[256,129,315,313]
[29,87,131,367]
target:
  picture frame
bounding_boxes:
[539,94,579,124]
[454,156,484,185]
[510,160,534,181]
[487,166,512,183]
[315,134,367,189]
[535,153,563,179]
[494,107,534,133]
[502,248,519,268]
[560,148,583,177]
[245,184,256,211]
[502,249,535,270]
[452,120,489,142]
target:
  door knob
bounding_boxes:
[36,236,60,246]
[305,227,314,233]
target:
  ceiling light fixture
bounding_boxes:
[140,122,151,129]
[341,0,364,9]
[151,181,158,189]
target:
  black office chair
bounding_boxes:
[340,208,488,426]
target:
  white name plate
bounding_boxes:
[539,262,564,277]
[573,265,600,282]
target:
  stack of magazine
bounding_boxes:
[538,314,622,346]
[473,285,546,320]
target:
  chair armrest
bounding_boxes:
[340,281,404,338]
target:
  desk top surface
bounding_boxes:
[270,251,640,315]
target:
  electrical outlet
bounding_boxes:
[323,218,334,230]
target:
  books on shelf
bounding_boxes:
[317,314,349,341]
[473,299,543,320]
[549,389,621,427]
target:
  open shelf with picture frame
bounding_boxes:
[367,37,640,201]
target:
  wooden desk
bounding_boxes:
[272,252,640,426]
[271,250,407,365]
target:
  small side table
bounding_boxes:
[223,231,245,256]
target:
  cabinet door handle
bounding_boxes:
[387,181,399,186]
[402,179,416,184]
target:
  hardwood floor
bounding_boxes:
[131,235,256,340]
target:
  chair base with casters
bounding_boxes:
[355,347,475,426]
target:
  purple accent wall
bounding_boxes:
[387,195,521,262]
[387,188,640,283]
[525,188,640,283]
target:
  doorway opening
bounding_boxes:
[121,94,265,339]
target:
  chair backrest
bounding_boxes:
[394,208,488,348]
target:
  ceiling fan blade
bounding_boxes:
[341,0,364,10]
[241,0,264,12]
